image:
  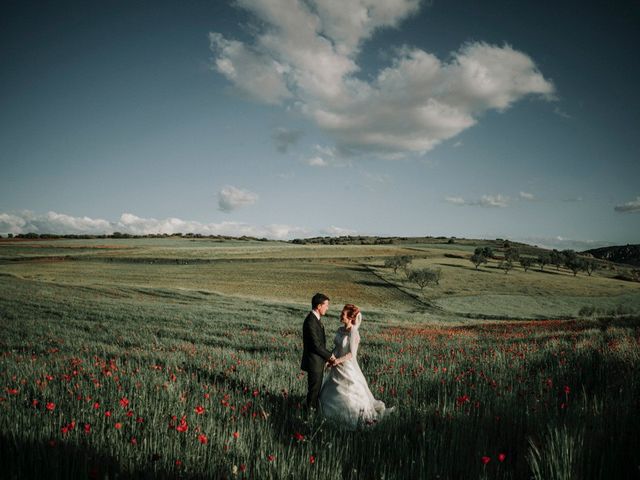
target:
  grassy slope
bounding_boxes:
[1,238,639,320]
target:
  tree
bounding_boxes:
[407,268,441,290]
[550,250,563,271]
[520,257,534,272]
[474,246,494,258]
[499,260,513,274]
[470,253,488,270]
[564,256,585,276]
[504,247,520,263]
[384,255,412,274]
[537,254,550,271]
[583,260,599,276]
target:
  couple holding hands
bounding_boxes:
[301,293,391,428]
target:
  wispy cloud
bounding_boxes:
[307,156,328,167]
[0,210,309,240]
[218,186,258,212]
[553,106,572,119]
[514,235,616,251]
[519,191,535,200]
[446,194,510,208]
[210,0,554,157]
[614,196,640,213]
[272,127,303,153]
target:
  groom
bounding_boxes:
[301,293,336,411]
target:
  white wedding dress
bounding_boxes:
[318,317,388,428]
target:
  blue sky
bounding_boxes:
[1,0,639,249]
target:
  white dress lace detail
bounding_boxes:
[318,325,387,428]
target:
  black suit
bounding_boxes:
[301,311,333,409]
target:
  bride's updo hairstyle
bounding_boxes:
[341,304,361,325]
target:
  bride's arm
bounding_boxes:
[335,331,359,364]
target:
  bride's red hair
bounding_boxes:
[341,304,360,325]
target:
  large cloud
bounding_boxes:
[209,0,554,156]
[0,211,308,240]
[614,196,640,213]
[218,186,258,213]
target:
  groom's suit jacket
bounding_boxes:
[301,311,333,372]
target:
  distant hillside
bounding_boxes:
[583,244,640,266]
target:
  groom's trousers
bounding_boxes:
[306,369,323,409]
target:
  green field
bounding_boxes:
[1,238,639,478]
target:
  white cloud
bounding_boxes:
[321,225,358,236]
[478,194,509,208]
[0,210,112,235]
[514,235,616,252]
[445,196,466,206]
[218,185,258,212]
[446,194,509,208]
[210,0,554,157]
[0,210,309,240]
[614,196,640,213]
[519,191,535,200]
[307,156,328,167]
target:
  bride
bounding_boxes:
[319,304,389,428]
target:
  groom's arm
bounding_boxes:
[304,319,333,361]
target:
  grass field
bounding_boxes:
[0,238,639,478]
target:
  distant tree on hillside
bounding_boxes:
[583,260,599,276]
[499,260,513,274]
[407,268,441,290]
[504,247,520,263]
[520,257,534,272]
[537,254,550,271]
[384,255,412,274]
[470,253,488,270]
[474,246,494,258]
[550,250,563,271]
[565,256,585,276]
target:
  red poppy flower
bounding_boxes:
[563,386,571,394]
[46,402,55,411]
[176,417,188,433]
[105,410,112,417]
[130,437,137,445]
[194,405,205,415]
[309,455,316,464]
[84,423,91,433]
[233,431,240,439]
[93,402,100,409]
[481,456,491,465]
[119,397,130,408]
[115,422,122,430]
[292,432,305,441]
[267,454,276,462]
[498,453,506,462]
[6,388,18,395]
[198,434,208,444]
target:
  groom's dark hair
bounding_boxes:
[311,293,330,310]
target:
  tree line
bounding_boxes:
[470,246,600,276]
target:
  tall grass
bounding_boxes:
[1,274,639,478]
